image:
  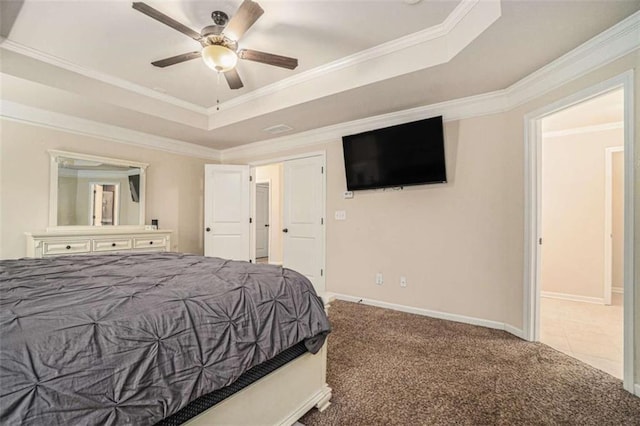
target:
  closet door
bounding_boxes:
[283,156,325,294]
[204,164,251,261]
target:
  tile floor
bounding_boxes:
[540,293,623,379]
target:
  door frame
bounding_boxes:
[255,180,271,261]
[522,70,635,393]
[604,146,624,305]
[248,152,326,286]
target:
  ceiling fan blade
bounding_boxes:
[223,0,264,41]
[238,49,298,70]
[224,68,244,90]
[132,2,202,42]
[151,51,201,68]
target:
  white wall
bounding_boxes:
[0,119,210,258]
[255,163,284,264]
[540,128,623,300]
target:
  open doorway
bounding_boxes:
[524,71,635,393]
[255,182,270,264]
[538,88,624,378]
[253,163,284,265]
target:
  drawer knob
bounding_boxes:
[66,245,71,250]
[149,241,154,245]
[112,243,116,247]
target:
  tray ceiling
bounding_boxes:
[1,0,639,151]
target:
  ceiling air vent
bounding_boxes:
[263,124,293,135]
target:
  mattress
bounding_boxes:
[0,252,331,425]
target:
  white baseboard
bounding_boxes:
[612,286,624,294]
[329,293,525,339]
[269,261,283,266]
[541,291,605,305]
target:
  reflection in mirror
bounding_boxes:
[52,152,146,228]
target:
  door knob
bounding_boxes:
[265,224,270,227]
[282,228,288,233]
[206,227,211,232]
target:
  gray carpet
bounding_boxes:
[300,300,640,425]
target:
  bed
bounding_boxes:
[0,252,332,425]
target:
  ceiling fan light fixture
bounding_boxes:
[202,44,238,72]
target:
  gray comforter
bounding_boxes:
[0,252,331,425]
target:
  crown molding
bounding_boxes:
[221,89,509,162]
[0,39,208,115]
[0,0,496,131]
[506,9,640,108]
[542,121,624,139]
[210,0,497,114]
[0,100,221,161]
[221,9,640,162]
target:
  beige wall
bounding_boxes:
[225,51,640,383]
[256,163,284,264]
[0,119,210,258]
[540,128,623,299]
[0,49,638,386]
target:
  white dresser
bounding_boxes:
[25,229,172,258]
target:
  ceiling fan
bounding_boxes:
[132,0,298,90]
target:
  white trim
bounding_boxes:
[540,291,605,305]
[0,101,221,161]
[222,11,639,161]
[604,146,624,305]
[523,70,635,394]
[1,11,637,160]
[621,69,635,395]
[505,10,640,109]
[329,293,525,340]
[210,0,500,115]
[0,39,208,115]
[542,122,624,139]
[221,90,508,162]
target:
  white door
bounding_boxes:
[283,156,325,293]
[204,164,251,261]
[255,183,269,259]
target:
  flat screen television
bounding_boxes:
[342,115,446,191]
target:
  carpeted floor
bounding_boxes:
[300,300,640,426]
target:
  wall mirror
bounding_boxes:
[49,150,147,229]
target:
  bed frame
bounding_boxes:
[184,295,333,426]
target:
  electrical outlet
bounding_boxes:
[400,276,407,287]
[375,273,383,285]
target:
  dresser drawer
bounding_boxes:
[133,236,167,249]
[93,238,133,252]
[43,240,91,256]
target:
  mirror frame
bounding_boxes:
[48,150,148,230]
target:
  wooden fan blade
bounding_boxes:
[151,51,201,68]
[132,2,202,42]
[224,68,244,90]
[238,49,298,70]
[223,0,264,41]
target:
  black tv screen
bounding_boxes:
[342,115,446,191]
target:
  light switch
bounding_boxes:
[335,210,347,220]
